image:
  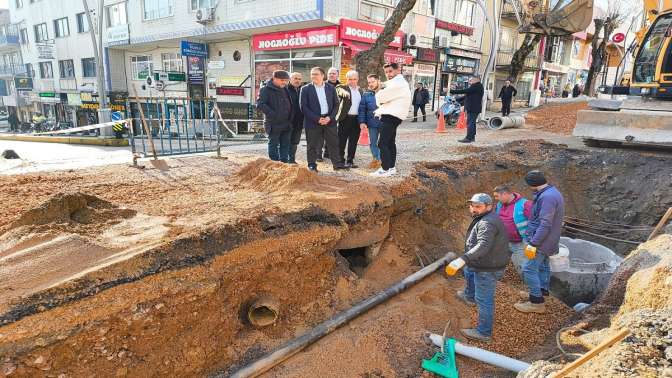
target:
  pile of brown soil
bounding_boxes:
[525,101,589,135]
[234,159,321,192]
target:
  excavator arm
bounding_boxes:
[515,0,595,36]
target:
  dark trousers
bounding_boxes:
[413,104,426,121]
[268,127,291,162]
[306,123,342,168]
[338,115,360,163]
[501,99,512,116]
[378,115,402,170]
[466,112,479,141]
[288,123,303,163]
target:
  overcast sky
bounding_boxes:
[0,0,7,9]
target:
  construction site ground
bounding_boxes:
[1,101,671,377]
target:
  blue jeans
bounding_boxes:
[368,127,381,161]
[509,242,526,274]
[466,112,479,141]
[268,127,291,162]
[522,253,551,301]
[463,267,504,337]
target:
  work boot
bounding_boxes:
[514,301,546,314]
[460,328,491,343]
[456,290,476,306]
[423,116,426,122]
[518,290,549,300]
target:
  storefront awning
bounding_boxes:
[343,42,413,65]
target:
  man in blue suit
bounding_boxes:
[299,67,347,172]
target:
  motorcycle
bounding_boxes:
[435,95,463,126]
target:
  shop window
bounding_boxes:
[131,55,153,80]
[360,2,390,24]
[54,17,70,38]
[454,0,475,27]
[255,51,290,61]
[82,58,96,77]
[161,52,182,72]
[76,13,90,33]
[39,61,53,79]
[59,59,75,78]
[143,0,174,21]
[292,50,333,59]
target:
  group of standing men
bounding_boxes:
[446,170,565,343]
[256,63,412,177]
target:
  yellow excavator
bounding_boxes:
[574,0,672,148]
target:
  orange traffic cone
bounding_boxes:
[435,110,448,133]
[456,112,467,130]
[358,126,370,146]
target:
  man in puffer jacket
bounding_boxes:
[370,63,412,177]
[358,74,382,169]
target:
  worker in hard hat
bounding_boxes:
[446,193,511,343]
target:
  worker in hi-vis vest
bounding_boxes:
[493,185,533,273]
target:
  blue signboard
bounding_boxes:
[111,111,122,121]
[180,41,207,58]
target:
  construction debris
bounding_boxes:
[525,101,590,135]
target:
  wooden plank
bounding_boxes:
[552,328,630,378]
[648,207,672,241]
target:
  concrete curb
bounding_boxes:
[0,134,129,147]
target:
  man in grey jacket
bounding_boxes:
[445,193,511,342]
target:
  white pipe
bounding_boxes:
[488,115,525,130]
[428,333,531,373]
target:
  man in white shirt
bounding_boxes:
[335,71,364,168]
[370,63,412,177]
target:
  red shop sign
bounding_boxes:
[216,87,245,96]
[345,42,413,65]
[435,20,474,36]
[417,47,439,62]
[253,26,339,51]
[340,19,404,48]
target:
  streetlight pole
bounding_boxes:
[82,0,111,136]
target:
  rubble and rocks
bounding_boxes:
[1,150,20,159]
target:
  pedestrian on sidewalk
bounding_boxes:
[493,185,533,273]
[299,66,347,172]
[369,63,412,178]
[412,83,430,122]
[287,72,304,164]
[336,71,364,168]
[515,171,565,314]
[445,193,511,343]
[562,83,571,98]
[498,80,517,117]
[257,70,293,163]
[318,67,341,162]
[358,74,382,169]
[450,75,484,144]
[8,110,19,133]
[572,84,581,98]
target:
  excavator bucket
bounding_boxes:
[519,0,594,36]
[546,0,594,34]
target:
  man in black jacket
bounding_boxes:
[336,71,364,168]
[287,72,304,164]
[257,70,293,162]
[299,67,347,172]
[412,83,430,122]
[451,75,485,143]
[498,80,517,116]
[445,193,510,343]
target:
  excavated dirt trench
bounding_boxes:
[0,141,671,377]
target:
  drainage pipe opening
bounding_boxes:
[247,297,279,328]
[338,247,370,276]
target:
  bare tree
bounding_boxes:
[353,0,417,86]
[509,33,543,81]
[584,2,626,95]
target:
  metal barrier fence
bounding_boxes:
[127,97,265,159]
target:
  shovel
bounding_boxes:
[131,84,169,171]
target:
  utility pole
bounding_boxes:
[82,0,111,136]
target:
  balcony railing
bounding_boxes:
[0,65,27,77]
[0,24,21,49]
[501,0,519,18]
[36,79,56,91]
[496,50,541,70]
[59,78,77,91]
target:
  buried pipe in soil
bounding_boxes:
[247,296,280,328]
[428,333,530,373]
[225,252,457,378]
